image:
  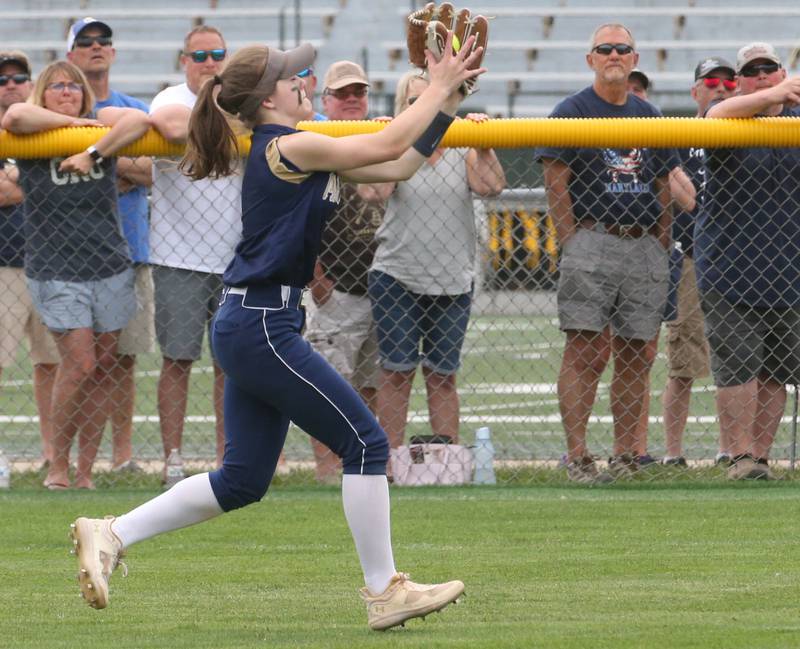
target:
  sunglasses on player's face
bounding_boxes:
[702,77,737,91]
[740,62,781,78]
[187,49,226,63]
[296,67,314,78]
[74,35,113,48]
[0,73,30,86]
[592,43,634,56]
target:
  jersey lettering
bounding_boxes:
[322,173,341,204]
[49,158,104,186]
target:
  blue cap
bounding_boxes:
[66,17,112,54]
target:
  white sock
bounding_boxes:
[112,473,224,548]
[342,474,396,595]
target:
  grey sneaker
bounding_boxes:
[566,456,614,485]
[607,453,638,480]
[359,573,464,631]
[111,460,145,475]
[69,516,127,609]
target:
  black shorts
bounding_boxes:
[700,289,800,387]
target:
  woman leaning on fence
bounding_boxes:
[367,70,506,452]
[69,37,484,630]
[1,61,150,490]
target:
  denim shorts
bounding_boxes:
[27,268,136,334]
[368,270,472,375]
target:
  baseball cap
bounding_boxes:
[323,61,369,90]
[694,56,736,80]
[628,68,650,90]
[66,17,113,53]
[236,43,317,120]
[0,50,31,75]
[736,42,781,73]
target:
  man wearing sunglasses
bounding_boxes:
[0,50,61,471]
[149,25,242,481]
[697,43,800,481]
[537,23,677,484]
[66,17,156,477]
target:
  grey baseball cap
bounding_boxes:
[694,57,736,80]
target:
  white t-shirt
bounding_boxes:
[149,83,242,274]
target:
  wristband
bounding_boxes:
[412,111,455,157]
[86,145,103,164]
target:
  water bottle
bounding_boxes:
[0,449,10,489]
[164,448,184,488]
[472,427,496,485]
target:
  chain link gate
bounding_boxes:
[1,116,799,487]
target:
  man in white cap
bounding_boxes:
[700,43,800,480]
[66,17,155,477]
[306,60,383,483]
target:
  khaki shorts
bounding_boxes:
[118,264,156,356]
[306,289,380,389]
[557,227,669,342]
[0,267,59,367]
[665,257,710,379]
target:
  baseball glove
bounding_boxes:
[406,2,489,95]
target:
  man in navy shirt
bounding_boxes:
[537,23,676,484]
[660,57,735,468]
[700,42,800,480]
[67,18,155,475]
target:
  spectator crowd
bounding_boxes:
[0,18,799,487]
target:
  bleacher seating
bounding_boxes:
[0,1,798,115]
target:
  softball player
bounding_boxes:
[70,35,484,631]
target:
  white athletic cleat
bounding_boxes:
[69,516,127,609]
[359,572,465,631]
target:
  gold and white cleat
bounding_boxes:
[69,516,127,609]
[359,572,465,631]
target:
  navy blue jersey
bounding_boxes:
[673,147,706,258]
[223,124,341,288]
[696,104,800,307]
[536,86,677,228]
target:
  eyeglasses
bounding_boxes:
[740,62,781,78]
[74,35,113,48]
[296,67,314,78]
[46,81,83,93]
[702,77,737,91]
[187,49,226,63]
[592,43,634,56]
[0,73,29,86]
[324,86,368,100]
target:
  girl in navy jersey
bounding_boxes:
[71,37,484,631]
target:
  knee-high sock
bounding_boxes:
[112,473,223,548]
[342,474,396,595]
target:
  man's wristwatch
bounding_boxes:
[86,145,103,164]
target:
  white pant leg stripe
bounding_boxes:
[260,310,368,474]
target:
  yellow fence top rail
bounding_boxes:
[1,117,799,158]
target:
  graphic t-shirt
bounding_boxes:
[536,86,677,228]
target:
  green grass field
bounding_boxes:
[3,485,800,648]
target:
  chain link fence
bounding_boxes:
[2,119,800,488]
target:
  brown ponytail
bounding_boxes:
[180,46,271,181]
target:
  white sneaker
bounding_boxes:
[359,572,464,631]
[69,516,127,609]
